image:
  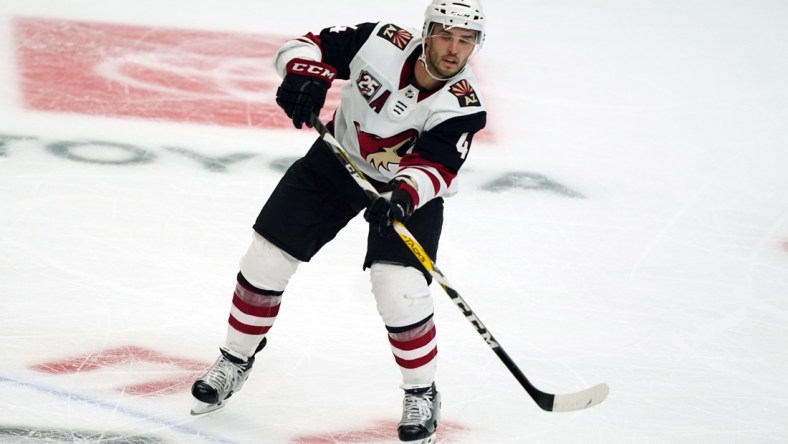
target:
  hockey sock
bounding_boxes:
[387,315,438,385]
[224,272,283,359]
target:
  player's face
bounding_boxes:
[425,24,478,78]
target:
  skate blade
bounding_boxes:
[190,399,226,416]
[401,435,436,444]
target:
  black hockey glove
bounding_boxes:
[276,58,336,129]
[364,180,417,237]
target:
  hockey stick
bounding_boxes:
[309,114,609,412]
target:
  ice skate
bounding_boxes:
[190,341,264,416]
[398,383,441,443]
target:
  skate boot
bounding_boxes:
[397,382,441,443]
[190,339,266,415]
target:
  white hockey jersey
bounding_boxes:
[273,22,487,210]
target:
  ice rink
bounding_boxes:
[1,1,787,442]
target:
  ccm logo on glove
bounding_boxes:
[276,58,337,129]
[288,61,336,81]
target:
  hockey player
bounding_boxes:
[191,1,487,442]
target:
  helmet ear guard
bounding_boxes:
[422,0,486,48]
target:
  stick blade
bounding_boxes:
[550,383,609,412]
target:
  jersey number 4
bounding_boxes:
[456,132,471,159]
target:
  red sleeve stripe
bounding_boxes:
[398,181,421,209]
[399,153,456,184]
[399,154,457,197]
[409,165,443,195]
[300,32,322,49]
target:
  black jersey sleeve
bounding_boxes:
[316,22,378,80]
[413,111,488,173]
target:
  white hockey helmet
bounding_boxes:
[423,0,487,48]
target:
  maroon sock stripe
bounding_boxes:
[394,347,438,370]
[227,314,274,336]
[232,290,281,318]
[388,324,436,351]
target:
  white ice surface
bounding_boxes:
[1,1,788,443]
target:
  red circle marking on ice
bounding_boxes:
[13,16,494,141]
[29,346,208,395]
[14,17,336,129]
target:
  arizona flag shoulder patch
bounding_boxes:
[449,79,481,107]
[376,24,413,50]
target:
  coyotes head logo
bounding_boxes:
[354,122,418,172]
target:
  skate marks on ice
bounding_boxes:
[0,347,236,442]
[2,370,471,444]
[10,345,473,443]
[0,425,162,444]
[0,373,236,444]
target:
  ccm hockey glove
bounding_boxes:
[276,58,336,129]
[364,180,418,237]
